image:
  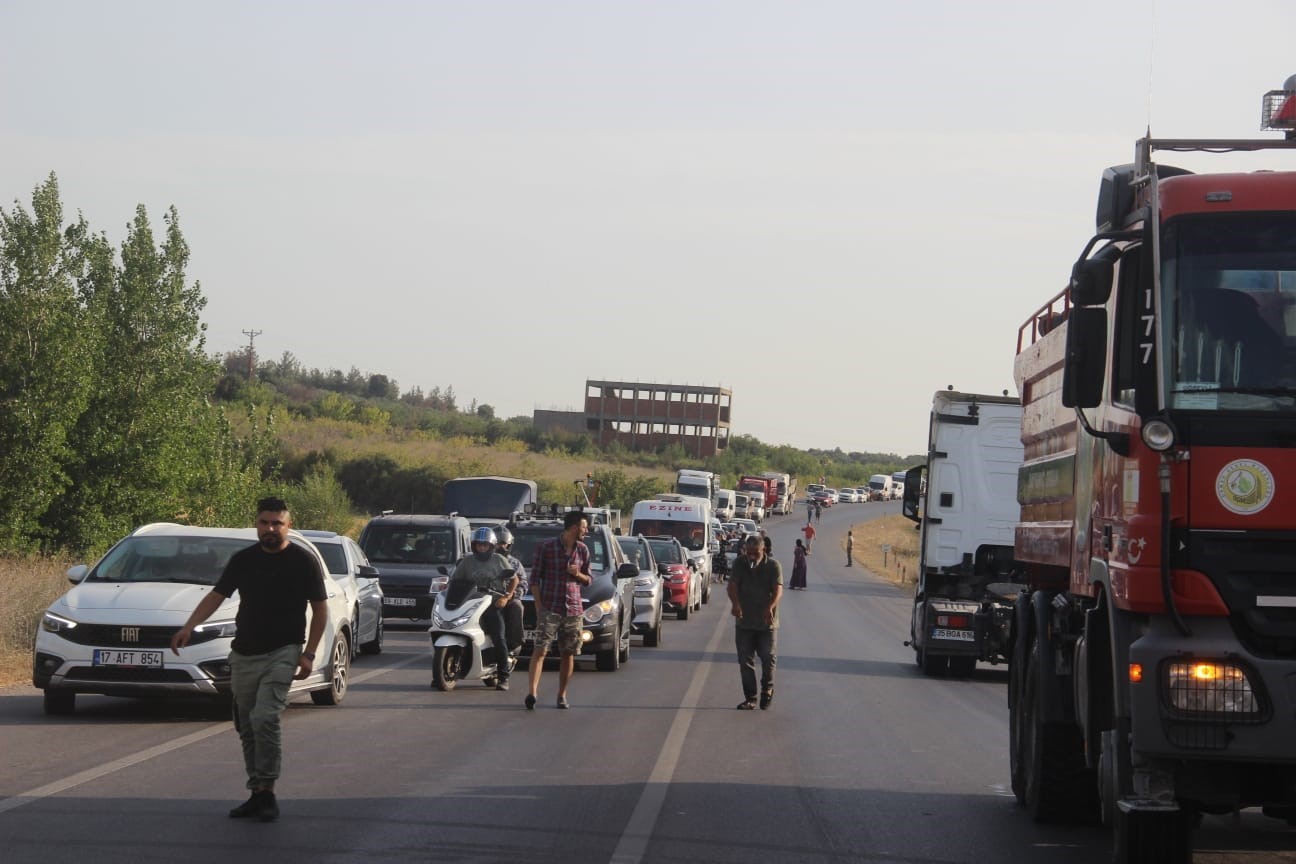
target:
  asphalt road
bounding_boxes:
[2,501,1293,863]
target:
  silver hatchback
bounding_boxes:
[616,534,664,648]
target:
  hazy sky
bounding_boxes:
[4,1,1294,456]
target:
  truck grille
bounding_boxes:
[1187,530,1296,660]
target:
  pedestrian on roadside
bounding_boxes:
[763,535,773,558]
[525,510,591,710]
[801,521,816,555]
[807,500,814,523]
[790,538,808,590]
[170,496,328,823]
[728,534,783,710]
[814,502,822,523]
[846,530,854,567]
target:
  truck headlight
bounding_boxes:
[1165,661,1260,715]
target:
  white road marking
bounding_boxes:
[610,598,730,864]
[0,650,424,815]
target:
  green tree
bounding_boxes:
[0,176,105,550]
[42,204,223,550]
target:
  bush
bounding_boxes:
[289,467,355,534]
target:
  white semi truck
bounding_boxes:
[901,389,1025,678]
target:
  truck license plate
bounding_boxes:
[932,628,975,642]
[93,649,163,668]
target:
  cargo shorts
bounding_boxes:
[535,610,582,656]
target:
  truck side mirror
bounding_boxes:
[1069,244,1119,306]
[902,466,925,523]
[1061,306,1108,408]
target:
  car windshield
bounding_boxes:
[631,519,706,551]
[513,528,608,574]
[648,539,683,564]
[88,536,250,585]
[361,526,456,564]
[616,537,647,567]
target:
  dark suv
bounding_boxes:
[508,513,637,672]
[358,514,473,625]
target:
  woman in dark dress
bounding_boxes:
[790,539,808,590]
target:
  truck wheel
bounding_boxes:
[1021,636,1096,822]
[1114,804,1193,864]
[948,656,976,678]
[919,647,948,677]
[1009,647,1026,803]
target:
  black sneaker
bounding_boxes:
[759,690,773,710]
[257,791,279,822]
[229,791,264,818]
[496,679,510,691]
[736,698,757,710]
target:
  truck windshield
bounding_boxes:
[676,481,710,499]
[442,478,535,519]
[1164,214,1296,411]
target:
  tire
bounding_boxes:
[1009,646,1026,803]
[1114,804,1193,864]
[679,600,690,621]
[702,581,710,605]
[43,689,75,716]
[919,647,948,677]
[311,632,350,706]
[1021,636,1095,822]
[351,607,362,661]
[619,626,631,664]
[432,644,461,691]
[596,626,621,672]
[644,613,661,647]
[360,615,383,655]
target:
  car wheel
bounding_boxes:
[351,607,362,661]
[619,626,631,664]
[361,615,383,655]
[644,612,661,647]
[702,582,710,604]
[43,689,75,716]
[311,632,350,706]
[596,626,621,672]
[679,599,690,620]
[432,644,461,691]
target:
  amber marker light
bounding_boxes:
[1128,663,1144,683]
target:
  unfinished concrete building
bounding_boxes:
[584,380,732,457]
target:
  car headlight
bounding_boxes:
[41,611,78,634]
[1165,661,1260,715]
[584,600,612,624]
[194,619,238,639]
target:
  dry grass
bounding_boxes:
[845,513,920,592]
[0,555,74,689]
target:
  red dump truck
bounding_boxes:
[736,475,777,518]
[1007,77,1296,863]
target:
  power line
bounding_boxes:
[241,328,263,380]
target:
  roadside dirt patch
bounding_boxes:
[843,513,919,591]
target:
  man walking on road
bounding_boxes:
[526,510,591,710]
[728,534,783,710]
[171,496,329,822]
[801,521,816,555]
[846,530,854,567]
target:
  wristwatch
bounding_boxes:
[302,651,316,660]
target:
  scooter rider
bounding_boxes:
[449,528,520,690]
[495,527,528,653]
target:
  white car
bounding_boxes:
[33,523,356,715]
[839,489,858,503]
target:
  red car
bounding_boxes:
[810,491,834,508]
[648,536,701,621]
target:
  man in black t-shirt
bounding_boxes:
[171,497,328,822]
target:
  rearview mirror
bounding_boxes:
[617,562,638,580]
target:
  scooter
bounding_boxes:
[428,579,517,691]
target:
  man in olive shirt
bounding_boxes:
[727,533,783,710]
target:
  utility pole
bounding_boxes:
[241,328,262,381]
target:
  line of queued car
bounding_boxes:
[32,523,386,715]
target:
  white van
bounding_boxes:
[631,494,714,591]
[714,489,737,521]
[867,474,895,501]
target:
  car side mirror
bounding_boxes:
[617,562,638,580]
[67,564,89,584]
[357,564,380,578]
